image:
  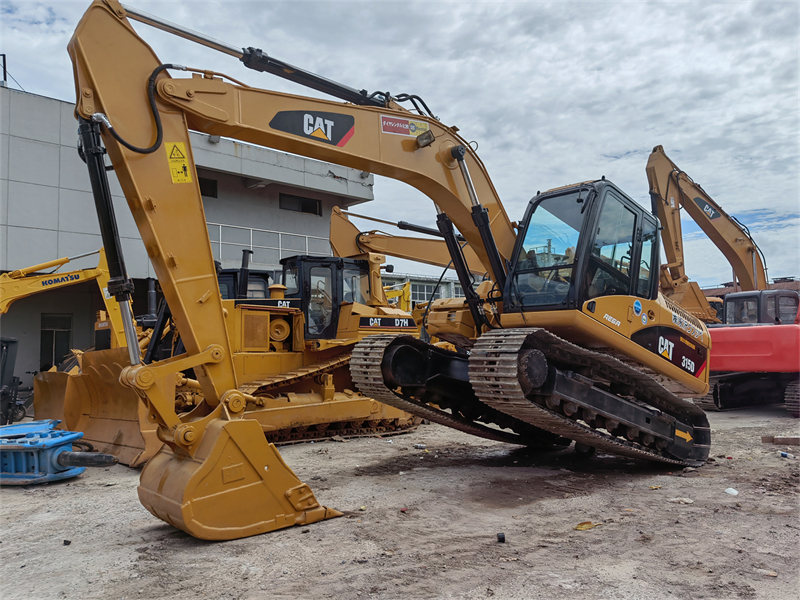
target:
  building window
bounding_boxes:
[279,193,322,216]
[40,314,72,371]
[453,283,479,298]
[411,284,440,305]
[199,177,218,198]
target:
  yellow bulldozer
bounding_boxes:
[66,0,710,540]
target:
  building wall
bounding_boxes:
[0,87,375,385]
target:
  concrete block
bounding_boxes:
[8,136,60,187]
[59,188,100,235]
[10,90,61,144]
[763,436,800,446]
[59,144,91,192]
[6,225,58,268]
[7,180,59,230]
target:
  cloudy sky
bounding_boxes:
[2,0,798,286]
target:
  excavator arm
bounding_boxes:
[67,0,517,540]
[646,145,768,294]
[330,207,487,275]
[1,248,126,347]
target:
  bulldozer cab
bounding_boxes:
[280,255,370,339]
[505,180,660,311]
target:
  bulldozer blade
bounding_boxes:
[62,348,161,467]
[33,371,71,427]
[138,417,342,540]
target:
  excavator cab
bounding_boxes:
[280,256,370,339]
[505,180,660,311]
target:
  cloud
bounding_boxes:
[2,0,797,283]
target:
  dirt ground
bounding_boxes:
[1,406,798,600]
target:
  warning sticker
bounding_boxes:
[380,115,429,137]
[165,142,192,184]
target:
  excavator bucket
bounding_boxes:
[62,348,160,467]
[32,371,72,427]
[138,417,342,540]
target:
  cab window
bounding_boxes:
[512,192,583,307]
[586,193,636,299]
[725,297,759,324]
[308,266,333,335]
[778,295,799,322]
[343,267,368,304]
[636,220,657,299]
[283,267,299,295]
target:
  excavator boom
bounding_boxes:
[330,207,487,275]
[646,145,768,292]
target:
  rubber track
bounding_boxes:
[351,335,532,445]
[470,328,710,466]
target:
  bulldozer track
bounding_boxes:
[239,354,352,395]
[241,353,422,439]
[268,417,424,445]
[351,335,541,446]
[469,329,710,466]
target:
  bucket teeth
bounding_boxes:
[138,417,341,540]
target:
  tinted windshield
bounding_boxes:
[512,192,585,306]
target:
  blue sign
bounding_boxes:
[633,300,643,316]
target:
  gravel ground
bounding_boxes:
[1,406,798,600]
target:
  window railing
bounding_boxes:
[207,222,330,265]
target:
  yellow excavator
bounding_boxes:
[68,0,710,540]
[0,248,136,422]
[1,248,123,341]
[646,145,768,323]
